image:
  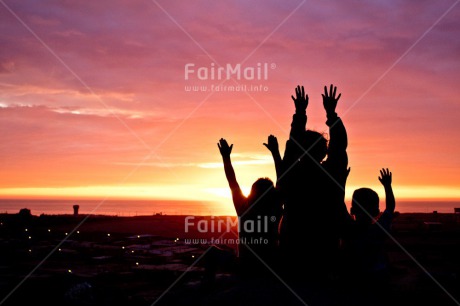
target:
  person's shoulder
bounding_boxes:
[233,196,248,216]
[380,209,394,220]
[376,209,393,229]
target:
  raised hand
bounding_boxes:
[264,134,282,181]
[291,85,308,113]
[263,134,279,153]
[322,84,341,116]
[378,168,392,187]
[217,138,233,158]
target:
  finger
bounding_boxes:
[301,86,305,98]
[230,144,233,150]
[291,95,295,102]
[263,143,268,148]
[330,84,333,96]
[217,143,221,149]
[324,86,328,97]
[332,86,337,98]
[336,93,341,101]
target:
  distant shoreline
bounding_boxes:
[0,198,459,216]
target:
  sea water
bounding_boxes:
[0,199,458,216]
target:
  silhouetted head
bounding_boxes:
[300,130,328,163]
[351,188,380,222]
[247,177,281,223]
[248,178,275,203]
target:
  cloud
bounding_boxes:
[114,153,273,169]
[0,0,459,201]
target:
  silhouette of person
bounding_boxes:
[218,138,282,277]
[268,85,349,278]
[344,168,396,278]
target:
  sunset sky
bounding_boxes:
[1,0,460,214]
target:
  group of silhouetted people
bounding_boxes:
[216,84,396,284]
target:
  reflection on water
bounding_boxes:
[0,199,458,216]
[0,199,235,216]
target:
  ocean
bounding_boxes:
[0,199,458,216]
[0,199,235,216]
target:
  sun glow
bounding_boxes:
[0,1,459,214]
[204,186,251,199]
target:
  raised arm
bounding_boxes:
[283,86,308,165]
[322,84,348,176]
[379,168,395,213]
[322,85,350,232]
[217,138,245,214]
[290,85,308,139]
[263,135,283,183]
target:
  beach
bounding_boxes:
[0,213,459,305]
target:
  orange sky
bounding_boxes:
[1,0,460,212]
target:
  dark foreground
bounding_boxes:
[0,213,459,306]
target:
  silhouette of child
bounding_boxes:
[265,85,349,277]
[218,138,282,277]
[345,168,396,277]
